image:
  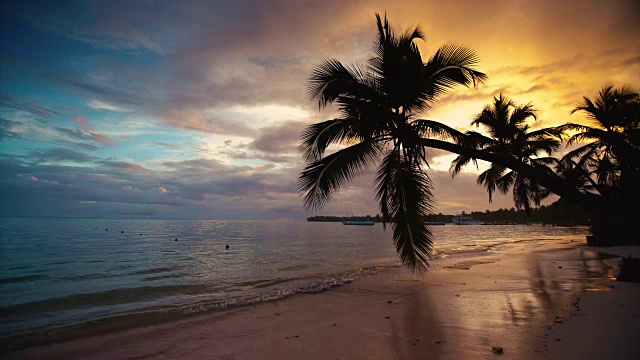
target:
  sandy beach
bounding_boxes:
[6,239,639,360]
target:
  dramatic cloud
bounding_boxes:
[1,0,637,218]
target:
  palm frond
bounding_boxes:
[513,176,549,215]
[531,156,558,166]
[561,142,598,162]
[375,150,434,272]
[471,105,501,136]
[307,59,371,109]
[299,140,381,211]
[477,164,507,202]
[496,170,515,194]
[508,103,537,128]
[523,139,562,156]
[449,154,477,175]
[412,119,465,142]
[528,127,564,142]
[300,119,356,162]
[424,43,487,98]
[464,130,495,149]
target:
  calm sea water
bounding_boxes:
[0,217,590,347]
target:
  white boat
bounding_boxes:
[342,221,375,225]
[452,214,486,225]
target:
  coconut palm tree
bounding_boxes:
[450,94,563,215]
[556,85,640,244]
[299,15,626,271]
[557,85,640,192]
[298,14,486,272]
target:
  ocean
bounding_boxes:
[0,217,590,349]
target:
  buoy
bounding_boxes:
[226,245,229,249]
[175,238,178,241]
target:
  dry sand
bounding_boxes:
[6,240,640,359]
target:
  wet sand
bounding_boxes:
[6,240,639,359]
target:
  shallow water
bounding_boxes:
[0,217,590,346]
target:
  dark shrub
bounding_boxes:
[617,256,640,282]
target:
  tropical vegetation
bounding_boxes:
[298,14,639,272]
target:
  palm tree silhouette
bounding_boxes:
[556,85,640,243]
[450,94,562,215]
[298,14,486,271]
[557,85,640,193]
[300,15,637,268]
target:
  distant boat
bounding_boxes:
[342,221,375,225]
[452,214,486,225]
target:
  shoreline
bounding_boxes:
[5,240,639,359]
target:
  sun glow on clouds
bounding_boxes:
[29,176,60,184]
[220,104,312,125]
[438,201,466,208]
[1,0,638,219]
[87,100,126,112]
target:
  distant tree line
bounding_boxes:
[426,201,590,225]
[309,200,590,225]
[307,214,383,222]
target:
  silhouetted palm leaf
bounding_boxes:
[558,85,640,190]
[454,94,558,213]
[375,150,434,272]
[299,140,382,211]
[299,13,485,272]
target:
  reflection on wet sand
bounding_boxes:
[396,241,616,359]
[8,240,621,360]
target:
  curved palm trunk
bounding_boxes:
[418,138,604,213]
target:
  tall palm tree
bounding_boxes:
[556,85,640,244]
[551,157,600,209]
[557,85,640,192]
[298,14,486,272]
[450,95,563,215]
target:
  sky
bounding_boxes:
[1,0,638,219]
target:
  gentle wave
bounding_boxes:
[0,275,49,285]
[0,264,397,351]
[0,218,590,351]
